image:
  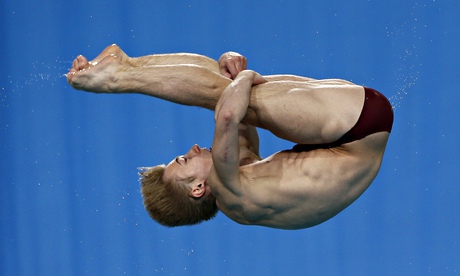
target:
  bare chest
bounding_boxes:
[234,149,377,229]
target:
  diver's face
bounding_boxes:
[163,144,212,184]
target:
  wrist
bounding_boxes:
[236,70,255,81]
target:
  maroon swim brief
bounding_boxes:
[292,87,394,152]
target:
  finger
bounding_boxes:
[222,59,237,79]
[252,73,267,85]
[228,62,240,79]
[223,70,232,79]
[235,58,246,73]
[219,67,232,79]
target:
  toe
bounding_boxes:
[72,58,79,70]
[76,55,88,70]
[65,69,76,83]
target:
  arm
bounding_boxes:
[238,123,260,160]
[212,70,266,195]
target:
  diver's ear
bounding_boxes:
[191,182,205,198]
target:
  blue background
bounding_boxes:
[1,1,459,275]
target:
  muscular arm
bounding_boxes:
[238,123,260,159]
[212,70,266,196]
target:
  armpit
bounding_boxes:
[239,157,255,166]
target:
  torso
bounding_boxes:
[211,80,392,229]
[214,131,390,230]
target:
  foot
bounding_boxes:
[66,44,129,92]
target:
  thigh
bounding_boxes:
[245,81,365,144]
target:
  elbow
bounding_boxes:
[216,108,239,126]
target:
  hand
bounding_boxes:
[237,70,267,86]
[218,51,247,79]
[250,71,267,86]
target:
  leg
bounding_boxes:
[67,45,364,144]
[246,81,365,144]
[67,45,231,110]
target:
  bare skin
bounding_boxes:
[67,45,390,229]
[209,70,389,229]
[68,45,361,143]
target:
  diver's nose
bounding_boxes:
[187,144,201,156]
[192,144,201,153]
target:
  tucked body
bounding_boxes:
[67,45,393,229]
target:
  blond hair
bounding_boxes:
[139,165,218,227]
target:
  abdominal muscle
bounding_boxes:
[230,138,385,229]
